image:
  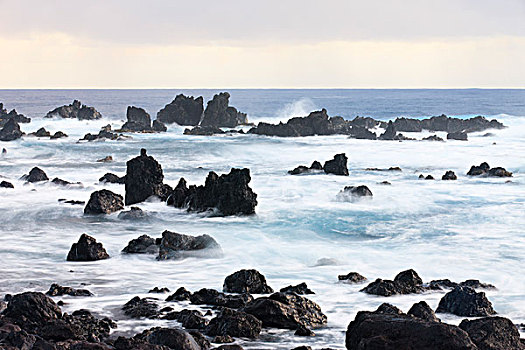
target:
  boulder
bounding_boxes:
[81,125,121,141]
[280,282,314,295]
[337,185,373,200]
[442,170,458,180]
[0,180,14,188]
[66,234,110,261]
[459,316,524,350]
[135,327,201,350]
[190,288,253,309]
[407,301,440,322]
[166,287,192,302]
[0,118,23,142]
[487,167,512,177]
[436,286,496,317]
[345,303,477,350]
[206,308,262,339]
[97,156,113,163]
[447,131,468,141]
[51,177,79,186]
[157,94,204,126]
[243,292,327,329]
[379,121,397,140]
[22,167,49,183]
[122,234,158,254]
[169,168,258,216]
[157,230,222,260]
[0,103,31,126]
[183,125,225,135]
[201,92,248,128]
[393,117,423,132]
[288,160,324,175]
[149,287,170,294]
[99,173,125,184]
[338,272,367,283]
[31,127,51,137]
[361,269,424,296]
[121,106,152,132]
[125,149,168,205]
[123,296,159,319]
[426,175,435,180]
[152,119,167,132]
[50,131,68,139]
[295,325,316,336]
[84,189,124,214]
[422,135,444,141]
[45,100,102,120]
[170,309,209,330]
[3,292,62,329]
[46,283,93,297]
[223,269,274,294]
[118,206,148,220]
[323,153,348,176]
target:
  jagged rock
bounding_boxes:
[123,296,159,319]
[81,125,121,141]
[188,331,210,350]
[295,325,315,336]
[206,308,262,339]
[113,335,170,349]
[201,92,248,128]
[58,198,85,205]
[459,279,496,290]
[135,327,201,350]
[447,131,468,141]
[190,288,253,309]
[184,125,225,135]
[121,106,152,132]
[118,207,148,220]
[243,292,327,329]
[22,167,49,183]
[99,172,125,184]
[488,167,512,177]
[66,234,109,261]
[323,153,348,176]
[337,185,373,200]
[45,100,102,120]
[0,103,31,126]
[97,156,113,163]
[375,303,404,315]
[166,287,192,302]
[467,162,491,176]
[338,272,367,283]
[157,94,204,126]
[361,269,424,296]
[84,189,124,214]
[459,316,524,350]
[46,284,93,297]
[394,117,423,132]
[345,303,477,350]
[351,116,386,129]
[122,234,158,254]
[0,180,14,188]
[50,131,68,139]
[422,134,445,141]
[157,230,221,260]
[169,309,209,329]
[349,125,377,140]
[169,168,257,216]
[280,282,314,295]
[51,177,79,186]
[30,127,51,137]
[149,287,170,294]
[3,292,62,329]
[436,286,496,317]
[0,119,23,141]
[152,119,167,132]
[125,149,169,205]
[223,269,274,294]
[407,301,440,322]
[442,170,457,180]
[288,160,324,175]
[379,121,397,140]
[213,335,234,343]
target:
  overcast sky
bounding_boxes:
[1,0,524,88]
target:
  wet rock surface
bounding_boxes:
[361,269,424,296]
[0,103,30,127]
[190,288,254,309]
[447,131,468,140]
[158,230,222,260]
[280,282,314,295]
[0,180,14,188]
[45,100,102,120]
[81,125,123,141]
[46,284,93,297]
[459,316,525,350]
[442,170,458,180]
[201,92,248,128]
[338,185,373,200]
[467,162,512,177]
[118,206,148,220]
[436,286,496,317]
[323,153,349,176]
[84,189,124,214]
[122,234,158,254]
[99,172,125,184]
[206,308,262,339]
[338,272,367,283]
[157,94,204,126]
[223,269,274,294]
[66,234,110,261]
[125,149,169,205]
[122,296,159,319]
[22,167,49,182]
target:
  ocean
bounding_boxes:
[0,89,524,349]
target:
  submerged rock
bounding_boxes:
[201,92,248,128]
[84,189,124,214]
[122,296,159,318]
[30,127,51,137]
[337,185,373,200]
[436,286,496,317]
[166,287,192,302]
[22,167,49,183]
[46,283,93,297]
[190,288,253,309]
[45,100,102,120]
[125,149,169,205]
[157,94,204,126]
[0,180,14,188]
[118,206,148,220]
[487,166,512,177]
[338,272,367,284]
[0,119,23,141]
[206,308,262,339]
[447,131,468,141]
[243,292,327,330]
[157,230,222,260]
[442,170,457,180]
[97,156,113,163]
[99,172,125,184]
[323,153,348,176]
[67,234,110,261]
[223,269,274,294]
[122,234,158,254]
[280,282,314,295]
[81,125,121,141]
[50,131,68,139]
[184,125,225,135]
[361,269,424,296]
[422,134,445,141]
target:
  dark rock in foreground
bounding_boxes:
[158,230,222,260]
[459,316,524,350]
[123,296,159,319]
[280,282,314,295]
[45,100,102,120]
[46,283,93,297]
[436,286,496,317]
[345,302,477,350]
[338,272,367,283]
[223,269,274,294]
[99,172,125,184]
[134,327,201,349]
[243,292,327,330]
[361,269,424,296]
[0,180,14,188]
[324,153,349,176]
[467,162,512,177]
[84,189,124,214]
[206,308,262,339]
[166,287,192,302]
[67,234,110,261]
[407,301,440,322]
[157,94,204,126]
[442,170,458,180]
[122,234,159,254]
[190,288,254,309]
[201,92,248,128]
[168,168,258,216]
[3,291,62,329]
[22,167,49,183]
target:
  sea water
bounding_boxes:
[0,89,524,349]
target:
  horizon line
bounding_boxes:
[1,87,525,90]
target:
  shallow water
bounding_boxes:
[0,89,524,349]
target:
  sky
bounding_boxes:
[0,0,524,88]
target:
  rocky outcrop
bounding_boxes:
[152,119,167,132]
[243,292,327,329]
[81,125,123,141]
[3,292,62,329]
[30,127,51,137]
[46,283,93,297]
[118,206,148,220]
[407,301,440,322]
[99,172,125,184]
[157,94,204,125]
[467,162,512,177]
[122,296,159,318]
[201,92,248,128]
[436,286,496,317]
[206,308,262,339]
[280,282,314,295]
[125,149,170,205]
[133,327,201,350]
[158,230,222,260]
[345,303,477,350]
[361,269,424,296]
[0,118,23,141]
[459,316,525,350]
[422,114,504,133]
[168,168,258,216]
[0,180,14,188]
[338,272,367,283]
[324,153,349,176]
[45,100,102,120]
[379,121,397,140]
[166,309,208,329]
[122,234,159,254]
[120,106,152,132]
[442,170,458,180]
[337,185,373,200]
[84,189,124,214]
[0,103,30,127]
[66,234,110,261]
[393,117,423,132]
[22,167,49,182]
[422,134,444,141]
[447,131,468,141]
[288,160,325,175]
[184,125,225,135]
[166,287,192,302]
[223,269,274,294]
[190,288,254,308]
[487,167,513,177]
